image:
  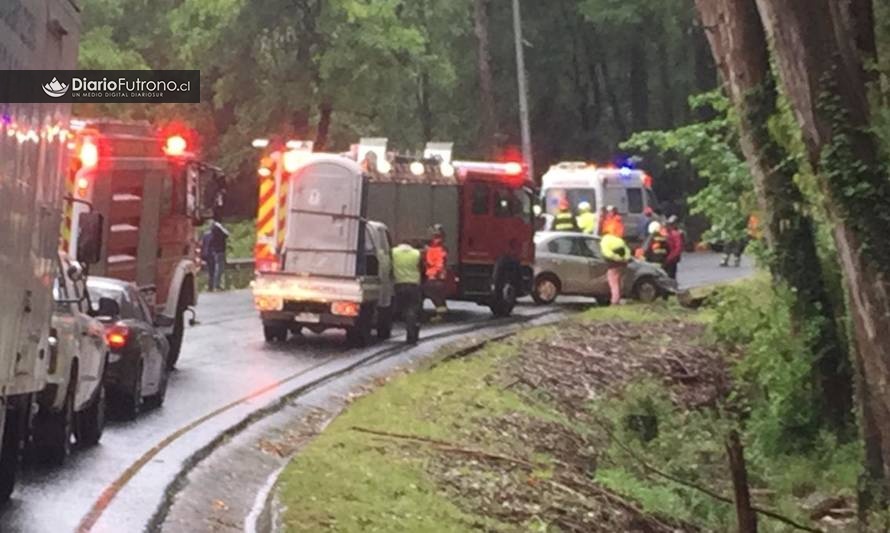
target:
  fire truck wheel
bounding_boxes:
[377,307,393,340]
[263,323,289,343]
[489,270,519,317]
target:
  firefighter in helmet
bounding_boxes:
[553,198,577,232]
[576,201,596,234]
[423,224,449,322]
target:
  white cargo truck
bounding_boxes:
[0,0,88,500]
[253,154,394,346]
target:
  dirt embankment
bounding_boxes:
[424,317,733,532]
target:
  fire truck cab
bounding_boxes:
[64,120,225,369]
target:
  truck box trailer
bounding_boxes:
[0,0,82,501]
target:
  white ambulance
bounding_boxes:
[540,162,659,241]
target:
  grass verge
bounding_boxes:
[275,293,858,532]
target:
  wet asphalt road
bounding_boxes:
[0,252,751,533]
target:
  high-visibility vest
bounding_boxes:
[424,243,447,280]
[600,234,630,263]
[646,233,669,264]
[602,214,625,237]
[576,212,597,234]
[554,211,576,231]
[392,244,421,285]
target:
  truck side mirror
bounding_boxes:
[77,212,104,264]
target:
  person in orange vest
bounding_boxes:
[423,225,449,322]
[640,221,670,268]
[599,205,625,238]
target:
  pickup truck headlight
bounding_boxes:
[255,295,284,312]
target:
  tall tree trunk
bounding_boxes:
[756,0,890,501]
[314,100,333,152]
[629,37,649,131]
[658,32,675,128]
[694,0,853,432]
[417,70,434,143]
[473,0,498,157]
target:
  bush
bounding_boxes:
[708,278,822,456]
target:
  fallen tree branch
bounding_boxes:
[591,417,822,533]
[351,426,536,468]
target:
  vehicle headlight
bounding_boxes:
[254,295,284,312]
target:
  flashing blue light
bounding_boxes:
[619,166,633,178]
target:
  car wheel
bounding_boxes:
[377,306,393,340]
[166,303,185,371]
[532,275,560,305]
[120,360,144,420]
[633,277,660,303]
[37,380,75,465]
[263,323,288,343]
[144,364,168,410]
[76,384,106,447]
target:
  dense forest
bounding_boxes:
[75,0,716,215]
[77,1,890,529]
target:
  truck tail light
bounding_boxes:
[105,324,130,351]
[255,295,284,312]
[331,301,360,317]
[80,138,99,169]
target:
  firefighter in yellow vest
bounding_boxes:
[553,198,578,231]
[576,201,596,234]
[392,241,422,344]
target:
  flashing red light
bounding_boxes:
[504,162,523,176]
[80,139,99,168]
[165,135,188,156]
[105,324,129,350]
[643,174,654,188]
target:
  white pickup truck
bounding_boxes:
[30,254,110,465]
[254,155,394,346]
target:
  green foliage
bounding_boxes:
[622,92,755,243]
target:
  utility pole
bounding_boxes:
[512,0,534,179]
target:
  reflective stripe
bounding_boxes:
[554,212,575,231]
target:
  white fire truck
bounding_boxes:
[0,0,90,501]
[63,120,225,369]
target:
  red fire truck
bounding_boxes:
[63,119,225,368]
[252,139,535,316]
